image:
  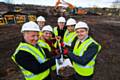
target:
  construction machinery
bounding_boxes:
[55,0,87,15]
[0,16,5,25]
[16,15,26,24]
[28,15,36,22]
[4,15,16,24]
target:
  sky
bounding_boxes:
[0,0,118,8]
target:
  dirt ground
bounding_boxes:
[0,15,120,80]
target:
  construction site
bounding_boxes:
[0,0,120,80]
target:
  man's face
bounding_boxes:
[58,22,65,29]
[75,28,88,40]
[37,21,45,28]
[43,31,52,40]
[67,25,74,32]
[24,31,39,45]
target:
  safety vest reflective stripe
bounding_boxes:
[20,46,45,63]
[38,40,51,51]
[77,59,95,68]
[73,37,101,76]
[11,43,50,80]
[63,30,76,46]
[53,27,58,36]
[79,39,93,56]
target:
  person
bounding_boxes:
[11,21,58,80]
[38,25,59,80]
[37,16,46,39]
[63,18,77,47]
[53,16,66,40]
[37,16,46,30]
[63,21,101,80]
[38,25,59,58]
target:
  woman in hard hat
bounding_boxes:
[38,25,59,80]
[63,21,101,80]
[38,25,59,57]
[11,21,59,80]
[63,18,77,47]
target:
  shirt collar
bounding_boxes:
[80,35,89,43]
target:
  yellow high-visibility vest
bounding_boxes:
[38,40,56,70]
[63,30,77,46]
[11,42,50,80]
[73,37,101,76]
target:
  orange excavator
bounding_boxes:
[55,0,87,15]
[55,0,75,10]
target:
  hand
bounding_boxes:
[55,36,61,40]
[63,48,69,55]
[60,42,65,47]
[55,54,61,59]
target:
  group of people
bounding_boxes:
[11,16,101,80]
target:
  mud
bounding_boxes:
[0,15,120,80]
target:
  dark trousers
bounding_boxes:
[43,74,52,80]
[73,73,93,80]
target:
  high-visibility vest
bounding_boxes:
[11,42,50,80]
[38,40,56,71]
[63,30,77,46]
[38,40,51,51]
[39,31,43,39]
[73,37,101,76]
[53,27,58,36]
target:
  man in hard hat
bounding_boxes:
[37,16,46,30]
[53,16,66,40]
[63,18,77,47]
[11,21,58,80]
[63,21,101,80]
[37,16,46,39]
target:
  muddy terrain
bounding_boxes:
[0,15,120,80]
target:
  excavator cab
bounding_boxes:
[0,18,5,26]
[16,15,26,24]
[0,15,5,26]
[28,15,36,22]
[4,15,16,24]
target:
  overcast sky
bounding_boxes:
[0,0,117,7]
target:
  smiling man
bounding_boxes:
[63,21,101,80]
[11,21,57,80]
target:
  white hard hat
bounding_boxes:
[37,16,45,21]
[42,25,53,32]
[58,16,66,23]
[75,21,89,30]
[21,21,40,32]
[66,18,76,26]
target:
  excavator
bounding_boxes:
[55,0,87,15]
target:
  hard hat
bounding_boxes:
[21,21,40,32]
[42,25,53,32]
[37,16,45,21]
[57,16,66,23]
[75,21,89,30]
[66,18,76,26]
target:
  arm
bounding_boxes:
[68,42,99,66]
[15,50,55,74]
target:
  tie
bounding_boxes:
[77,41,81,48]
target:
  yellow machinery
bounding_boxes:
[4,15,16,24]
[28,15,36,22]
[16,15,26,24]
[0,17,5,25]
